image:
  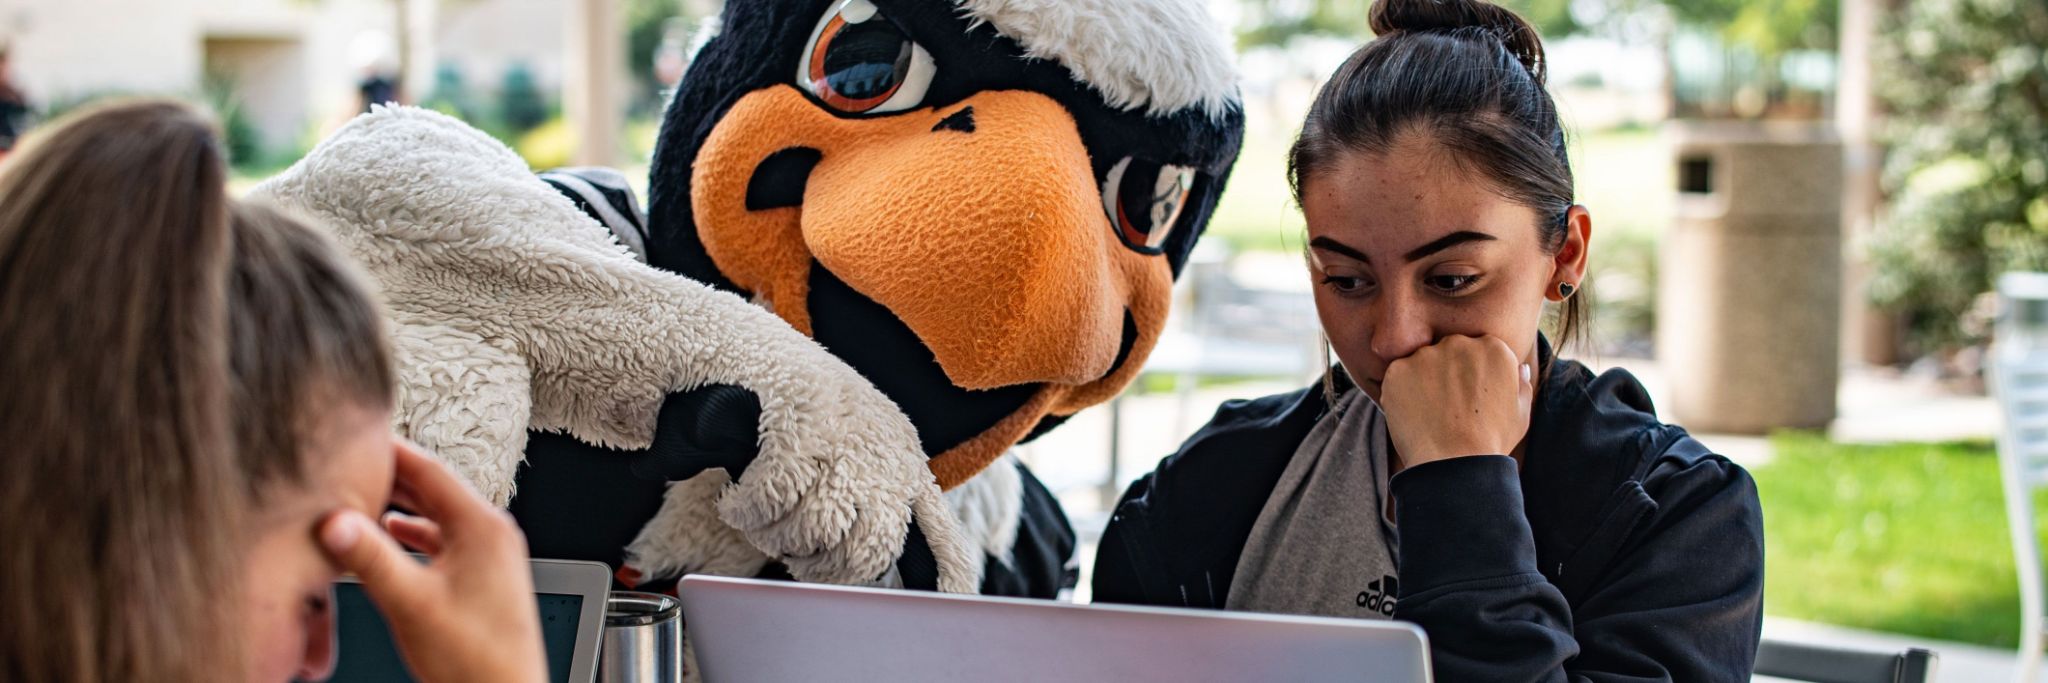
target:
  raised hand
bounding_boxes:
[1379,335,1534,468]
[318,439,547,683]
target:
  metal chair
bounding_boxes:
[1995,272,2048,682]
[1751,639,1937,683]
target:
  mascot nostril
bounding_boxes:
[931,107,976,134]
[744,148,823,212]
[262,0,1247,613]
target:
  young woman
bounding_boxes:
[0,100,545,682]
[1092,1,1765,680]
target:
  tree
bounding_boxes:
[1231,0,1834,58]
[627,0,680,100]
[1866,0,2048,351]
[1668,0,1837,57]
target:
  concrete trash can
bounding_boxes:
[1657,120,1843,434]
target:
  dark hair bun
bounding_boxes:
[1369,0,1547,84]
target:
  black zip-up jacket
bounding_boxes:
[1094,348,1765,681]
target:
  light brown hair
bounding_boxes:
[0,99,393,681]
[225,199,395,498]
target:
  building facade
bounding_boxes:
[1,0,565,157]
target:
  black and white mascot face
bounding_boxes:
[646,0,1246,490]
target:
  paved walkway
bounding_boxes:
[1016,358,2016,679]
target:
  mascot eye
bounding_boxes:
[1102,157,1197,253]
[798,0,937,115]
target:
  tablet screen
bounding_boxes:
[329,582,586,682]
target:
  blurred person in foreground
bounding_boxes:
[0,99,546,682]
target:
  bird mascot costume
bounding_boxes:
[252,0,1244,602]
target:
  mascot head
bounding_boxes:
[647,0,1245,489]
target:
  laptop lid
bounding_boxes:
[330,557,610,683]
[677,575,1433,683]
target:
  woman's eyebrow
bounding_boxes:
[1403,231,1496,262]
[1309,236,1371,263]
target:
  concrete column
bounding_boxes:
[1659,121,1844,434]
[566,0,623,168]
[405,0,440,103]
[1836,0,1899,366]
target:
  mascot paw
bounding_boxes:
[708,371,981,592]
[619,472,772,585]
[622,382,980,593]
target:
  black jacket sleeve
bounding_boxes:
[1391,453,1765,682]
[1094,472,1170,606]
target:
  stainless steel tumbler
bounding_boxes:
[597,591,683,683]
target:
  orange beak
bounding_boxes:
[690,86,1173,489]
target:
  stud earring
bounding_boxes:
[1557,282,1577,300]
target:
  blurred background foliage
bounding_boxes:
[1867,0,2048,353]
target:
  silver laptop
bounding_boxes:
[330,557,611,683]
[678,575,1432,682]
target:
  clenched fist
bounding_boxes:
[1379,335,1534,468]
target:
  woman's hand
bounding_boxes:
[317,439,547,683]
[1380,335,1534,468]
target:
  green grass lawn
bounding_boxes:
[1757,433,2037,648]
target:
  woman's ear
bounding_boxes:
[1549,205,1592,301]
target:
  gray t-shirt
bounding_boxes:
[1225,388,1401,619]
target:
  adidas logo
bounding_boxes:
[1355,575,1398,616]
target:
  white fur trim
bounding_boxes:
[621,471,772,579]
[387,324,532,505]
[943,452,1024,566]
[953,0,1240,118]
[250,106,979,592]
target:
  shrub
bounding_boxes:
[1865,0,2048,352]
[498,62,550,136]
